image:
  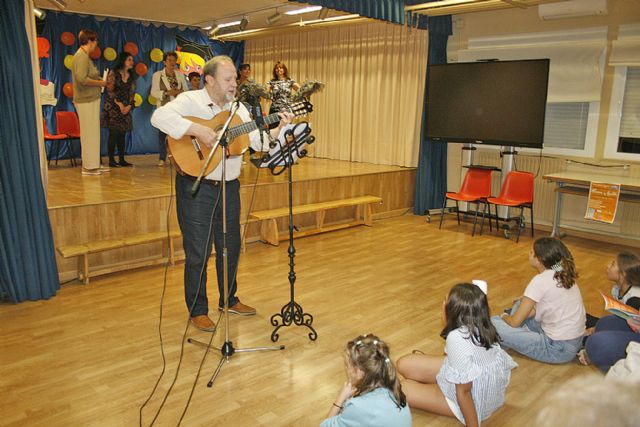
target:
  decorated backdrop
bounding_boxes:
[39,12,244,157]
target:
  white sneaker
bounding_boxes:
[158,160,165,166]
[98,165,111,173]
[81,168,101,176]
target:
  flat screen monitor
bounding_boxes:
[426,59,550,149]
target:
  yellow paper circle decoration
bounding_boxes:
[134,93,143,107]
[148,95,157,105]
[150,48,164,63]
[103,47,117,61]
[63,54,74,70]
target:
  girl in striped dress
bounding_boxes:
[398,283,517,426]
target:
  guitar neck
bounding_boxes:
[227,113,281,140]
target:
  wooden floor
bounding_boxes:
[0,213,625,427]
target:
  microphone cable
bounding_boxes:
[138,156,177,426]
[140,157,222,427]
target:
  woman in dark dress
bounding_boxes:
[268,61,299,129]
[101,51,135,167]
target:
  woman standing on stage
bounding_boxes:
[101,51,135,167]
[268,61,299,128]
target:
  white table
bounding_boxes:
[543,171,640,237]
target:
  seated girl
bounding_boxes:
[320,334,411,427]
[397,283,517,427]
[490,237,585,364]
[585,251,640,330]
[580,251,640,372]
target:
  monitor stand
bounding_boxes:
[499,146,517,220]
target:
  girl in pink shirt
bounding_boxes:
[491,237,586,364]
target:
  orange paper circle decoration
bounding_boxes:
[60,32,75,46]
[134,62,148,76]
[123,42,139,56]
[63,82,73,98]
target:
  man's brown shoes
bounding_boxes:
[190,315,216,332]
[218,301,257,316]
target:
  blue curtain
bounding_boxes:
[40,12,244,157]
[413,16,452,214]
[0,0,60,302]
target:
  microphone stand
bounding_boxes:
[187,99,284,389]
[266,123,317,342]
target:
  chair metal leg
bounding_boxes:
[53,140,61,165]
[439,196,447,230]
[472,201,480,237]
[486,202,493,232]
[46,140,52,165]
[516,206,524,243]
[479,201,491,235]
[455,201,460,225]
[530,204,535,238]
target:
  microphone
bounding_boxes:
[252,102,266,128]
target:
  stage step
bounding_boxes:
[250,195,383,246]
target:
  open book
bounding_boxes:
[601,292,640,321]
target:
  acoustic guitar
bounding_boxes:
[167,101,312,178]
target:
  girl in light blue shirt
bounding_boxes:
[321,334,412,427]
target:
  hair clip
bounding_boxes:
[384,357,390,364]
[372,340,379,346]
[551,261,564,272]
[355,340,363,346]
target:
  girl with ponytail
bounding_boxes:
[491,237,586,364]
[321,334,411,427]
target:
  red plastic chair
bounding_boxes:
[43,120,73,166]
[439,168,493,236]
[481,171,534,243]
[55,111,81,166]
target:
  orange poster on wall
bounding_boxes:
[585,182,621,224]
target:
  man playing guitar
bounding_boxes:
[151,55,294,332]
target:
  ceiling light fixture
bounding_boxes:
[285,5,322,15]
[266,9,283,25]
[219,20,241,28]
[33,7,46,19]
[219,14,363,40]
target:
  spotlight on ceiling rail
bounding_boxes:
[46,0,67,10]
[239,16,249,31]
[266,10,283,25]
[208,25,220,38]
[33,7,47,19]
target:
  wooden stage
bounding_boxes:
[47,155,416,282]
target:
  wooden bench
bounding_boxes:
[249,195,383,246]
[57,230,182,284]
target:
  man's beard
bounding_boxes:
[223,91,235,103]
